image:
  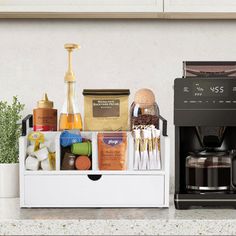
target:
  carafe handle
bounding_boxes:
[231,150,236,190]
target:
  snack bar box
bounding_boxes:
[19,115,170,208]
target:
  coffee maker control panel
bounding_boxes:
[174,78,236,110]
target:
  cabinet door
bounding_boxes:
[165,0,236,12]
[0,0,163,13]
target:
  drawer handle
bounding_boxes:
[87,175,102,181]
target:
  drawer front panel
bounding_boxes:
[24,175,164,207]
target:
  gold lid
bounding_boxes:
[64,43,80,82]
[37,93,53,109]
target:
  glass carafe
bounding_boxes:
[186,151,233,191]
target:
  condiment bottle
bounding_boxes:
[130,88,160,130]
[33,94,57,131]
[59,43,83,131]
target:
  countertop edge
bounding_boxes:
[1,219,236,235]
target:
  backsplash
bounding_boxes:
[1,19,236,192]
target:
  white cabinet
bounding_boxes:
[2,0,236,18]
[165,0,236,13]
[0,0,163,13]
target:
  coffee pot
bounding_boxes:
[186,150,236,192]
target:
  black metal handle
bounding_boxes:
[22,114,33,136]
[231,151,236,191]
[159,115,167,137]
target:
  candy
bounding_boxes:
[25,156,39,171]
[34,147,49,161]
[28,132,45,151]
[27,145,35,156]
[40,141,56,153]
[41,154,55,171]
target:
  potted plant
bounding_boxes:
[0,96,24,198]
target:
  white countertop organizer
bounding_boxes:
[19,115,170,208]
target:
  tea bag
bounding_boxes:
[151,128,158,169]
[155,129,161,169]
[98,133,127,170]
[148,128,156,170]
[140,129,148,170]
[133,129,141,170]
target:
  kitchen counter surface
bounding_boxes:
[1,196,236,235]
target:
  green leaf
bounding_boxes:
[0,96,24,163]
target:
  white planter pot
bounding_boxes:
[0,163,19,198]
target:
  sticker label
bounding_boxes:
[103,136,123,146]
[93,99,120,117]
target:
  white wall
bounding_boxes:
[1,19,236,190]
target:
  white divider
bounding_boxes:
[55,132,61,171]
[91,132,98,171]
[128,132,134,171]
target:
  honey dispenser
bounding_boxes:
[59,43,83,130]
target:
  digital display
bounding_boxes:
[193,82,228,97]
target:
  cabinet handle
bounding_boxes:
[87,175,102,181]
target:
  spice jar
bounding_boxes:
[130,88,159,130]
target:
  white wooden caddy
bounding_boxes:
[19,115,170,208]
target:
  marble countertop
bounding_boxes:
[1,196,236,235]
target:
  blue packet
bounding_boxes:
[60,131,82,147]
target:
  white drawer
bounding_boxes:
[24,174,165,207]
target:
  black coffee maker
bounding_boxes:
[174,76,236,209]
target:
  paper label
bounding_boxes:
[92,99,120,117]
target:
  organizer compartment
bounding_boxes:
[60,131,93,171]
[59,131,133,171]
[19,115,169,208]
[20,131,61,172]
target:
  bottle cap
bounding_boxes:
[37,93,53,109]
[64,43,80,82]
